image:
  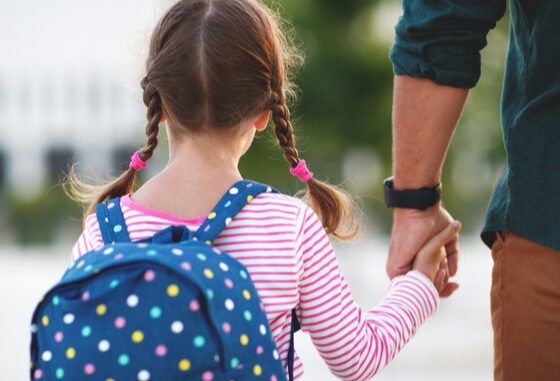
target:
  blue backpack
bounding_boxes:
[30,180,299,381]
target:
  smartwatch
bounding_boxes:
[383,176,442,210]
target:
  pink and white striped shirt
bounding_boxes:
[72,192,439,381]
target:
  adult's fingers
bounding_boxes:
[440,281,460,298]
[418,221,461,257]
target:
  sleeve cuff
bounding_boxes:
[390,270,440,320]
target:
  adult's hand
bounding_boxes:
[388,204,460,297]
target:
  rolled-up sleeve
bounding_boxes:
[390,0,506,88]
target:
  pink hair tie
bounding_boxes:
[290,159,314,182]
[129,150,147,171]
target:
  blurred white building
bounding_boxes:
[0,0,169,197]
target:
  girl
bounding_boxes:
[69,0,459,380]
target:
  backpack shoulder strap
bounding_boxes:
[193,180,277,244]
[95,197,131,244]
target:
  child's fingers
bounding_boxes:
[419,221,462,257]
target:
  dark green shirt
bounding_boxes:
[390,0,560,249]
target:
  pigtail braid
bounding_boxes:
[65,78,163,222]
[270,82,358,240]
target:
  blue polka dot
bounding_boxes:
[84,265,93,272]
[55,368,64,379]
[207,289,214,300]
[118,354,130,366]
[240,270,248,279]
[109,280,120,289]
[147,249,158,256]
[231,357,240,368]
[52,296,60,306]
[193,336,205,347]
[224,201,232,208]
[113,224,123,233]
[81,326,92,337]
[197,253,207,261]
[244,310,252,321]
[150,306,162,319]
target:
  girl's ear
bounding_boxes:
[254,111,270,132]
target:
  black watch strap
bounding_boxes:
[384,177,442,210]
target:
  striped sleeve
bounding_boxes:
[70,214,104,261]
[295,205,439,381]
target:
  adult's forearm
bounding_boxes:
[392,75,468,189]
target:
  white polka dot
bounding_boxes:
[41,351,52,362]
[259,324,267,335]
[214,354,220,362]
[63,313,75,324]
[225,217,232,226]
[273,350,279,360]
[127,295,139,307]
[266,186,272,192]
[219,262,229,272]
[31,324,38,333]
[138,370,150,381]
[171,321,184,334]
[225,299,235,311]
[171,248,183,256]
[103,247,114,255]
[98,340,110,352]
[229,187,239,195]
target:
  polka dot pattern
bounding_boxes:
[30,180,285,381]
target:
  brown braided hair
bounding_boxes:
[67,0,358,238]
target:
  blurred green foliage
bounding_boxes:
[4,0,509,244]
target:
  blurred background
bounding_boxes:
[0,0,508,379]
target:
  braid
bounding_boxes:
[140,78,163,162]
[270,74,359,240]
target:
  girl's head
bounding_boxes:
[69,0,358,239]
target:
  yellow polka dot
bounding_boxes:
[247,195,253,203]
[106,379,115,381]
[42,315,49,326]
[203,269,214,279]
[178,359,191,371]
[208,212,217,220]
[96,304,107,316]
[132,330,144,343]
[76,260,85,268]
[240,334,249,346]
[205,240,212,245]
[138,243,148,248]
[66,347,76,359]
[254,364,262,376]
[167,284,180,297]
[243,290,251,300]
[30,361,33,369]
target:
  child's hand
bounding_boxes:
[412,221,462,285]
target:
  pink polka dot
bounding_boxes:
[202,371,214,381]
[189,300,200,312]
[181,262,192,271]
[222,322,231,333]
[256,345,264,355]
[155,344,167,357]
[34,369,42,379]
[84,363,95,375]
[144,270,156,282]
[54,331,64,343]
[271,376,278,381]
[107,202,115,209]
[224,279,234,288]
[213,248,221,255]
[81,291,90,301]
[114,253,124,260]
[114,317,126,329]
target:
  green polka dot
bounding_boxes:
[84,265,93,272]
[81,326,92,337]
[197,253,207,261]
[193,336,205,348]
[150,306,162,319]
[231,357,239,368]
[109,280,119,289]
[240,270,248,279]
[52,296,60,306]
[55,368,64,379]
[147,250,158,256]
[244,310,252,321]
[224,201,232,208]
[118,354,130,366]
[206,289,214,300]
[113,225,123,233]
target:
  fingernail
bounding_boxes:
[452,221,461,230]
